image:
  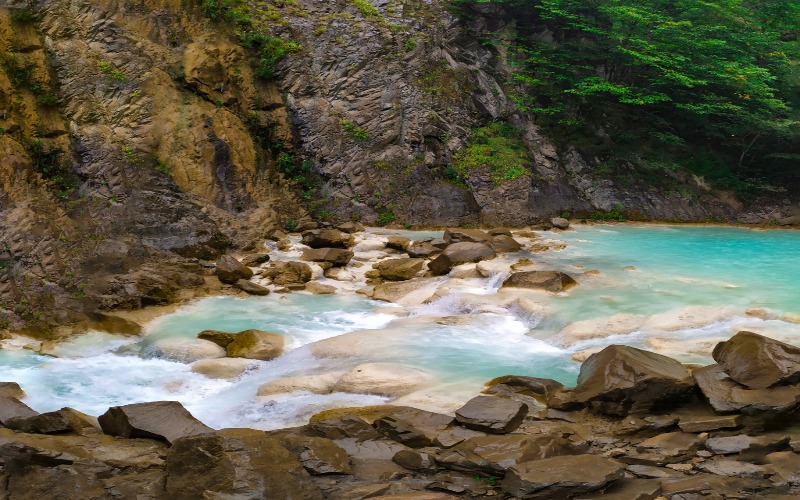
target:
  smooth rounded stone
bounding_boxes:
[196,330,235,348]
[373,258,424,281]
[780,312,800,324]
[745,308,777,320]
[552,345,695,417]
[305,282,336,294]
[372,277,445,305]
[551,217,570,230]
[454,395,528,434]
[146,338,226,363]
[214,255,254,284]
[324,267,356,281]
[490,234,522,253]
[502,455,625,498]
[385,236,410,251]
[428,242,497,276]
[301,248,354,267]
[392,449,437,472]
[166,429,322,499]
[235,279,270,295]
[336,222,364,234]
[0,396,39,425]
[443,227,492,244]
[256,372,345,396]
[262,261,313,285]
[696,459,766,478]
[643,305,737,332]
[677,414,742,433]
[354,238,388,252]
[241,253,270,267]
[554,313,645,346]
[226,330,285,361]
[501,271,577,293]
[406,241,440,258]
[0,382,25,399]
[4,407,98,435]
[301,229,354,249]
[333,363,433,397]
[692,364,800,414]
[98,401,212,445]
[712,331,800,390]
[190,358,255,379]
[309,329,398,358]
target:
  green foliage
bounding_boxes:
[201,0,252,25]
[121,145,143,166]
[453,121,529,185]
[36,93,59,107]
[591,203,626,222]
[404,37,418,52]
[2,54,39,91]
[376,207,397,225]
[240,32,301,79]
[10,7,37,23]
[351,0,381,18]
[97,61,127,82]
[340,119,370,144]
[27,141,79,200]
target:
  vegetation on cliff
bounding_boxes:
[454,0,800,193]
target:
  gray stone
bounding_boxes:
[428,242,496,276]
[696,459,767,478]
[502,455,624,498]
[551,217,570,230]
[0,396,38,425]
[712,331,800,389]
[693,364,800,414]
[455,396,527,434]
[98,401,212,445]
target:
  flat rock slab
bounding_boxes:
[696,459,767,478]
[712,331,800,389]
[235,279,270,295]
[705,434,789,455]
[98,401,212,445]
[693,364,800,414]
[0,397,38,425]
[638,432,705,457]
[375,408,455,448]
[677,414,741,433]
[455,395,528,434]
[502,455,624,498]
[435,433,575,475]
[501,271,577,293]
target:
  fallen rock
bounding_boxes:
[455,396,528,434]
[501,271,577,293]
[262,261,313,285]
[302,229,355,249]
[373,258,425,281]
[551,217,570,230]
[705,434,789,456]
[302,248,354,267]
[0,382,25,399]
[225,330,285,361]
[214,255,253,284]
[712,331,800,389]
[552,345,695,416]
[693,364,800,414]
[98,401,212,445]
[196,330,235,348]
[190,358,254,379]
[502,455,624,498]
[765,451,800,485]
[443,228,492,244]
[374,408,455,448]
[428,242,496,276]
[696,459,766,478]
[490,235,522,253]
[234,279,270,295]
[406,241,440,258]
[677,414,742,433]
[4,407,98,435]
[333,363,433,397]
[0,396,38,425]
[637,432,705,458]
[241,253,270,267]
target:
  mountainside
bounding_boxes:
[0,0,797,333]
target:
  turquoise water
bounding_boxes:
[1,224,799,429]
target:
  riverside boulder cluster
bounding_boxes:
[0,331,799,498]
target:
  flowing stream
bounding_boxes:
[2,224,799,430]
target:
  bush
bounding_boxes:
[453,121,529,185]
[240,32,301,79]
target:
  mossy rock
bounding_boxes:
[226,330,284,360]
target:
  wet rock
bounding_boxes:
[166,428,322,499]
[406,241,440,258]
[712,331,800,389]
[302,248,354,266]
[501,271,577,293]
[696,459,767,478]
[334,363,433,397]
[190,358,254,379]
[428,242,496,276]
[214,254,254,284]
[444,228,492,244]
[455,396,528,434]
[374,258,425,281]
[302,229,355,249]
[305,282,336,294]
[241,253,270,267]
[225,329,285,360]
[551,217,570,230]
[375,408,455,447]
[693,364,800,414]
[196,330,236,348]
[0,382,25,399]
[0,396,38,425]
[553,345,695,417]
[678,414,742,433]
[490,235,522,253]
[235,279,270,295]
[262,261,313,285]
[146,338,226,363]
[98,401,212,445]
[502,455,624,498]
[386,236,411,251]
[278,433,352,475]
[325,267,357,281]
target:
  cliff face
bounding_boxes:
[0,0,782,332]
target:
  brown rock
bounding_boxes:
[483,376,564,402]
[551,217,570,230]
[455,396,528,434]
[712,331,800,389]
[241,253,270,267]
[373,258,424,281]
[0,396,38,425]
[305,282,336,294]
[98,401,212,445]
[278,433,352,475]
[337,222,364,233]
[705,434,789,455]
[5,407,97,435]
[693,364,800,414]
[696,459,766,478]
[235,279,270,295]
[302,229,354,249]
[226,329,285,360]
[428,242,496,276]
[443,228,492,244]
[197,330,236,348]
[577,478,661,500]
[678,414,742,433]
[0,382,25,399]
[214,255,253,284]
[637,432,705,458]
[386,236,410,251]
[302,248,354,266]
[375,408,455,448]
[406,241,441,258]
[392,449,437,471]
[490,235,522,253]
[501,271,577,293]
[261,261,313,285]
[502,455,624,498]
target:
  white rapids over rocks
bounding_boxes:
[1,224,799,430]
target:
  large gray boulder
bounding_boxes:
[428,242,496,276]
[502,455,625,498]
[454,395,528,434]
[98,401,212,445]
[712,331,800,389]
[552,345,695,416]
[301,229,354,249]
[214,255,253,284]
[501,271,577,293]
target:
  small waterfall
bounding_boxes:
[486,271,510,291]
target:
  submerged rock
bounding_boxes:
[428,242,496,276]
[214,255,254,284]
[257,372,345,396]
[501,271,577,293]
[225,330,285,361]
[712,331,800,389]
[502,455,625,498]
[98,401,212,445]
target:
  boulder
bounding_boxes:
[302,229,354,249]
[386,236,410,251]
[372,277,443,304]
[196,330,235,348]
[301,248,354,267]
[551,217,570,230]
[225,330,285,361]
[333,363,433,397]
[190,358,254,379]
[428,242,496,276]
[166,429,322,499]
[235,279,270,295]
[490,235,522,253]
[502,455,624,498]
[712,331,800,389]
[454,395,528,434]
[406,241,442,259]
[278,433,352,475]
[305,282,336,294]
[98,401,212,445]
[373,258,424,281]
[501,271,577,293]
[552,345,695,416]
[483,376,563,409]
[214,255,253,284]
[257,372,344,396]
[693,364,800,414]
[146,338,226,363]
[261,261,313,285]
[374,408,455,448]
[336,222,364,233]
[241,253,270,267]
[705,434,789,456]
[443,228,492,244]
[4,407,98,435]
[0,396,38,425]
[0,382,25,399]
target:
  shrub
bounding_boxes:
[453,122,529,186]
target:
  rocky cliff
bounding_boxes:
[0,0,793,332]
